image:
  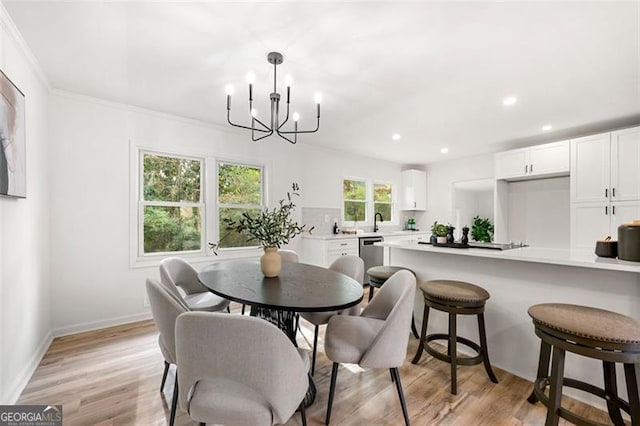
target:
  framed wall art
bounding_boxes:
[0,68,26,198]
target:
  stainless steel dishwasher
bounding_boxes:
[359,236,384,285]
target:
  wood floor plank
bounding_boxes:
[17,302,625,425]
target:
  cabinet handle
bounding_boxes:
[612,187,616,197]
[605,188,608,198]
[340,243,347,246]
[413,201,416,208]
[525,164,528,174]
[530,163,533,173]
[613,205,616,215]
[605,206,608,215]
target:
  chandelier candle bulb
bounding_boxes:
[293,112,299,122]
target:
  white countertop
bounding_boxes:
[378,241,640,273]
[301,230,427,240]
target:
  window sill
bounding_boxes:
[130,247,263,269]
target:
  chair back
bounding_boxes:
[160,257,206,295]
[278,249,300,263]
[145,278,189,364]
[359,270,416,368]
[329,255,364,284]
[175,312,308,424]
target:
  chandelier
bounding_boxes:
[225,52,321,144]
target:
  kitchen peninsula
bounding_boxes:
[380,240,640,404]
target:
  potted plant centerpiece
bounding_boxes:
[213,183,312,277]
[471,216,494,243]
[431,221,449,244]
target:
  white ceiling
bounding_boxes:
[4,1,640,164]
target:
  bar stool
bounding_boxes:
[411,279,498,395]
[528,303,640,426]
[367,266,419,338]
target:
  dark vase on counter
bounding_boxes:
[446,226,455,244]
[462,226,469,245]
[430,235,437,245]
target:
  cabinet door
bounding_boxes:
[401,169,426,210]
[529,140,570,177]
[495,149,528,179]
[611,127,640,201]
[570,202,610,249]
[570,133,611,203]
[610,201,640,235]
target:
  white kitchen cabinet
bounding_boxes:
[610,127,640,201]
[382,233,427,265]
[401,169,427,210]
[301,237,358,267]
[495,140,569,181]
[570,201,640,249]
[570,132,611,203]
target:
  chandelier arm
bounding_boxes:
[276,131,297,145]
[278,117,320,135]
[277,99,290,131]
[227,111,270,133]
[252,129,274,142]
[251,115,272,132]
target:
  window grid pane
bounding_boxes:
[143,153,201,203]
[343,179,366,201]
[143,206,202,253]
[374,183,392,202]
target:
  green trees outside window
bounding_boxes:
[343,179,367,222]
[142,153,203,254]
[374,183,393,221]
[217,162,264,248]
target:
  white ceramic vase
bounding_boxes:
[260,246,282,277]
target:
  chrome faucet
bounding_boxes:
[374,212,383,232]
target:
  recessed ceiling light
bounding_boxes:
[440,147,449,154]
[542,124,553,131]
[392,134,401,141]
[502,96,517,106]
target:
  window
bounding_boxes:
[217,161,264,249]
[140,151,204,255]
[374,182,393,221]
[343,178,367,222]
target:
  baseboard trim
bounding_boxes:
[53,312,153,338]
[4,330,54,405]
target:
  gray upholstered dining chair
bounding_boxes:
[299,255,364,376]
[159,257,230,313]
[175,311,309,426]
[145,278,189,426]
[324,270,415,426]
[278,249,300,263]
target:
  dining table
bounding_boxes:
[198,259,364,406]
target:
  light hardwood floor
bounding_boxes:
[18,303,620,425]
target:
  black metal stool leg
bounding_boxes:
[545,346,565,426]
[477,313,498,383]
[603,361,625,426]
[528,340,551,403]
[449,312,458,395]
[411,316,419,339]
[368,285,374,302]
[326,362,339,425]
[411,305,429,364]
[624,363,640,424]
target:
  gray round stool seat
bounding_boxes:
[527,303,640,426]
[412,279,498,395]
[366,265,418,338]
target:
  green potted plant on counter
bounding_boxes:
[471,216,494,243]
[210,183,313,277]
[431,221,449,244]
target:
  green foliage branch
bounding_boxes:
[471,216,494,242]
[210,183,314,254]
[430,221,449,237]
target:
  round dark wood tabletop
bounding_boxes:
[198,260,363,312]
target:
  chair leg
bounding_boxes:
[390,369,395,383]
[299,401,307,426]
[326,362,339,425]
[411,316,419,339]
[241,304,246,315]
[160,361,170,392]
[449,312,458,395]
[545,346,565,426]
[603,361,624,426]
[311,325,319,376]
[226,305,231,313]
[477,313,498,383]
[170,376,178,426]
[391,368,411,426]
[528,340,552,403]
[624,363,640,424]
[411,305,429,364]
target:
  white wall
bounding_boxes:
[0,6,52,404]
[47,91,403,334]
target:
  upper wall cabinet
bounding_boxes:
[570,127,640,203]
[495,140,570,181]
[401,169,427,210]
